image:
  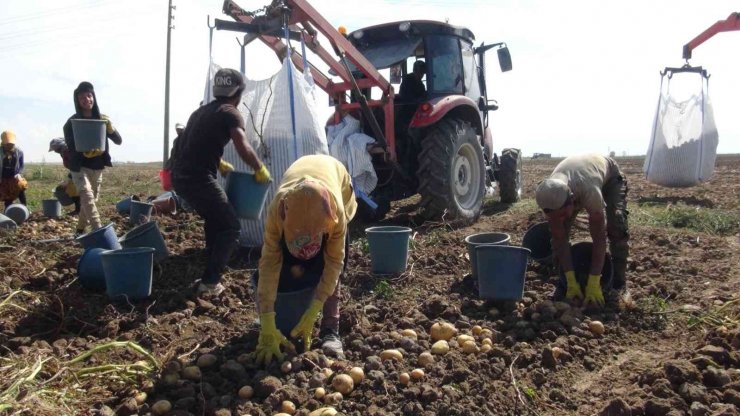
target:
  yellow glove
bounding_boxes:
[584,274,605,307]
[255,312,292,366]
[254,164,271,184]
[290,299,323,352]
[218,159,234,176]
[83,149,104,158]
[101,115,115,134]
[565,271,583,301]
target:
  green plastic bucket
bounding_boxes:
[464,232,511,278]
[42,199,62,219]
[71,119,106,152]
[225,171,270,220]
[366,226,412,274]
[522,222,552,264]
[129,200,154,226]
[119,221,169,262]
[475,245,530,300]
[101,247,155,300]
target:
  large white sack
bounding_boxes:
[220,58,329,247]
[644,75,719,188]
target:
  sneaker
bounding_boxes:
[196,282,226,297]
[319,328,345,359]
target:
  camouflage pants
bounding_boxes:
[603,167,630,289]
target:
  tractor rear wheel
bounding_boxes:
[417,118,485,223]
[498,148,522,203]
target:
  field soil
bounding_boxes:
[0,156,738,415]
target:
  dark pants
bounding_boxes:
[253,234,349,332]
[173,174,240,285]
[4,189,26,209]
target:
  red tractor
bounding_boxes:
[219,0,520,223]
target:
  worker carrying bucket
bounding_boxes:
[535,154,629,307]
[253,155,357,364]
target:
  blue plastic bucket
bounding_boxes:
[54,185,74,206]
[115,195,139,215]
[251,274,314,335]
[225,171,270,220]
[475,245,531,300]
[0,213,17,230]
[366,226,412,274]
[522,222,552,264]
[556,241,613,294]
[4,204,29,225]
[129,200,154,226]
[101,247,155,300]
[78,248,107,291]
[464,232,511,278]
[76,223,122,250]
[42,199,62,219]
[119,221,169,262]
[71,119,107,152]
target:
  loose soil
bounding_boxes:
[0,156,738,416]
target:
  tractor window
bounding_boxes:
[461,41,481,100]
[426,35,463,95]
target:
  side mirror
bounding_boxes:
[497,47,512,72]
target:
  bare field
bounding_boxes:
[0,156,737,415]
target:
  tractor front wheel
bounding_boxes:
[417,118,485,223]
[498,148,522,203]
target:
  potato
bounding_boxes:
[410,368,425,380]
[430,322,457,341]
[482,337,493,347]
[134,391,147,405]
[349,367,365,384]
[163,372,179,386]
[182,365,201,380]
[389,331,402,340]
[380,349,404,361]
[331,374,355,395]
[321,367,334,378]
[282,400,296,414]
[281,361,293,374]
[274,414,291,416]
[462,340,479,354]
[418,352,435,366]
[196,353,218,368]
[472,325,483,336]
[399,372,411,385]
[400,329,418,339]
[237,353,251,364]
[456,334,475,345]
[238,385,254,399]
[308,408,339,416]
[431,340,450,355]
[324,392,343,405]
[589,320,605,335]
[151,400,172,415]
[314,387,326,399]
[551,347,564,359]
[480,328,494,339]
[480,344,492,353]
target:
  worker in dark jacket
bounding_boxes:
[63,81,122,235]
[171,68,271,296]
[0,130,28,209]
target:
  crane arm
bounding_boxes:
[683,12,740,60]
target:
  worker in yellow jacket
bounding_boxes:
[255,155,357,364]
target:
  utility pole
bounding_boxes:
[163,0,175,167]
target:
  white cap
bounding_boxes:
[535,176,570,210]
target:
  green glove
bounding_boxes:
[218,159,234,175]
[564,270,583,301]
[255,312,290,366]
[584,274,605,307]
[290,299,323,352]
[254,164,271,184]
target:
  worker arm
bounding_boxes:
[548,215,573,273]
[257,200,284,314]
[587,207,607,276]
[101,115,122,145]
[17,150,24,174]
[314,221,347,303]
[230,127,262,172]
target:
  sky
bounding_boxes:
[1,0,739,163]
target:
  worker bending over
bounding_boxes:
[535,154,629,306]
[255,155,357,364]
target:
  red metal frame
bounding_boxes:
[683,12,740,60]
[223,0,396,159]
